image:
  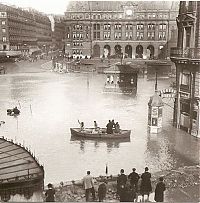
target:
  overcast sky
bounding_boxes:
[1,0,70,14]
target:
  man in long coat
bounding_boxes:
[154,177,166,202]
[140,167,152,201]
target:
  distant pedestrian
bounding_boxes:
[45,183,55,202]
[83,171,95,202]
[140,167,152,201]
[154,177,166,202]
[117,169,127,202]
[98,180,107,202]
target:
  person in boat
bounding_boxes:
[111,119,116,129]
[12,106,20,115]
[114,122,120,133]
[78,120,84,131]
[106,120,113,134]
[94,121,100,132]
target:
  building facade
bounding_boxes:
[64,1,179,59]
[170,1,200,137]
[0,4,53,56]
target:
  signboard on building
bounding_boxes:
[160,89,176,98]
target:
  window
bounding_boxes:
[148,23,155,30]
[2,21,5,25]
[2,28,6,33]
[159,24,167,30]
[104,32,110,39]
[104,24,110,30]
[0,12,6,18]
[97,32,100,39]
[137,24,144,30]
[94,24,100,30]
[2,37,6,42]
[158,31,166,40]
[181,73,190,86]
[126,24,132,30]
[147,32,155,40]
[85,14,89,19]
[126,32,128,39]
[114,24,122,30]
[129,32,132,39]
[73,33,76,39]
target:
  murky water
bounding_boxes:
[0,71,198,184]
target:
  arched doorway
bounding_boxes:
[93,44,100,57]
[114,45,122,58]
[147,45,155,59]
[104,45,111,58]
[136,45,143,59]
[125,45,132,58]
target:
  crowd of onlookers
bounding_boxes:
[45,167,166,202]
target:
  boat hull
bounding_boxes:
[70,128,131,139]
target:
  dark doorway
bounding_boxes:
[136,45,143,58]
[147,45,155,59]
[104,45,111,58]
[125,45,132,58]
[114,45,122,58]
[93,44,100,57]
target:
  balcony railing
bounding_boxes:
[170,47,200,60]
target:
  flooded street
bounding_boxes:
[0,64,199,184]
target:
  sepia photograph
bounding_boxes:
[0,0,199,202]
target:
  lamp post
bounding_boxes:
[155,67,158,91]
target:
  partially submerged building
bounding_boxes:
[104,63,139,94]
[170,1,200,137]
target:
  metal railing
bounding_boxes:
[170,47,200,59]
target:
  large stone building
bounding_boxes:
[170,1,200,137]
[0,4,56,57]
[64,1,179,59]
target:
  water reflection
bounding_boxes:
[70,135,130,153]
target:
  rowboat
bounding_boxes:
[70,128,131,139]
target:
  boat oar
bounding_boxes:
[18,100,21,109]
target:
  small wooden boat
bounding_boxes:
[7,108,20,116]
[70,128,131,139]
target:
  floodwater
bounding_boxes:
[0,68,199,184]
